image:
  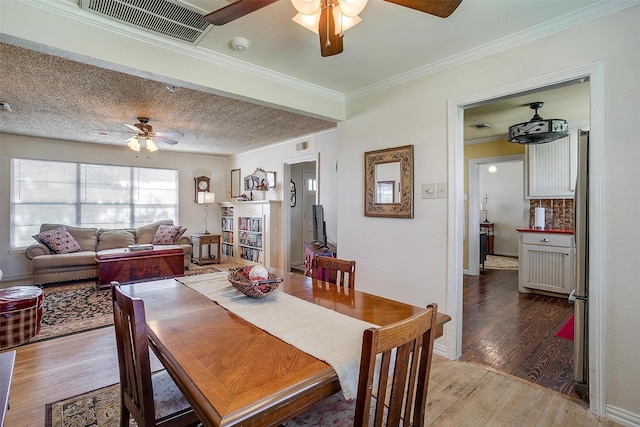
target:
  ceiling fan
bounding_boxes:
[203,0,463,57]
[123,117,183,152]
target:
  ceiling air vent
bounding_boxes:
[79,0,212,43]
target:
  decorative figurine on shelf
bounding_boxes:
[256,179,269,191]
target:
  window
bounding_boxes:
[11,158,178,248]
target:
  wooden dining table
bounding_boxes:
[122,269,450,427]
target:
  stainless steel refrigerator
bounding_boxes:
[573,129,589,396]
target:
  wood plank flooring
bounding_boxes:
[461,268,581,400]
[3,326,615,427]
[3,266,615,426]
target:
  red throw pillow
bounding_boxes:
[152,224,183,245]
[33,226,82,254]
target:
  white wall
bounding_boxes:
[479,162,525,257]
[228,130,339,270]
[0,133,228,281]
[1,4,638,421]
[339,6,640,420]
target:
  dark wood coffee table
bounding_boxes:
[95,246,184,289]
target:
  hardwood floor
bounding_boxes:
[3,267,614,426]
[5,326,616,427]
[461,268,582,400]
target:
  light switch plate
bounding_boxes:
[437,182,447,199]
[422,183,436,199]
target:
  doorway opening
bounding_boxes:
[467,155,525,276]
[283,157,318,274]
[447,62,605,414]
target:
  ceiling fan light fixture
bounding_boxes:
[508,102,569,145]
[291,0,321,15]
[339,0,368,17]
[127,137,141,152]
[293,6,361,35]
[145,138,159,152]
[335,9,361,31]
[292,11,321,33]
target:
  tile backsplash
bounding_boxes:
[529,199,574,229]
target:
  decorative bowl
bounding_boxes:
[227,268,283,298]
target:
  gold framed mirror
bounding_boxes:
[364,145,414,218]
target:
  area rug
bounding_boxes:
[45,383,135,427]
[556,314,575,341]
[29,267,221,345]
[484,255,519,270]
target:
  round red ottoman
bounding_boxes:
[0,286,44,349]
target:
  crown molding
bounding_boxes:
[13,0,640,104]
[346,0,640,101]
[15,0,345,104]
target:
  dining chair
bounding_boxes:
[285,303,438,427]
[111,282,200,427]
[312,256,356,289]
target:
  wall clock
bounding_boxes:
[194,176,210,202]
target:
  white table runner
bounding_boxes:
[176,272,377,400]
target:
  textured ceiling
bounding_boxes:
[0,42,336,156]
[0,0,626,154]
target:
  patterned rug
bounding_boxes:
[45,383,135,427]
[30,267,221,345]
[484,255,519,270]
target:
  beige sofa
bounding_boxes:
[24,220,192,285]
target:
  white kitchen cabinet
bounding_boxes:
[518,231,575,295]
[218,201,281,269]
[526,127,578,198]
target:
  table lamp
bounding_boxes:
[197,191,216,234]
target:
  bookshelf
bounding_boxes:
[218,201,280,268]
[221,206,234,258]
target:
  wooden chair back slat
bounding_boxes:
[112,282,199,427]
[312,256,356,289]
[354,304,438,427]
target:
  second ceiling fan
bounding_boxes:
[123,117,183,152]
[204,0,463,57]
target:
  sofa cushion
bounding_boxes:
[152,225,184,245]
[33,226,82,254]
[40,224,97,251]
[31,251,98,269]
[136,220,174,244]
[97,229,136,251]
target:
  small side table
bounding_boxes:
[480,222,494,255]
[191,234,221,265]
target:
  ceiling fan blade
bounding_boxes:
[384,0,462,18]
[154,136,179,145]
[319,5,343,57]
[124,123,140,132]
[203,0,277,26]
[154,131,184,138]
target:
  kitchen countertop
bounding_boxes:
[516,228,574,234]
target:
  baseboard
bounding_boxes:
[0,272,33,286]
[606,404,640,427]
[433,342,448,358]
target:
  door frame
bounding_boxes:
[447,61,606,415]
[467,154,525,275]
[281,154,319,274]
